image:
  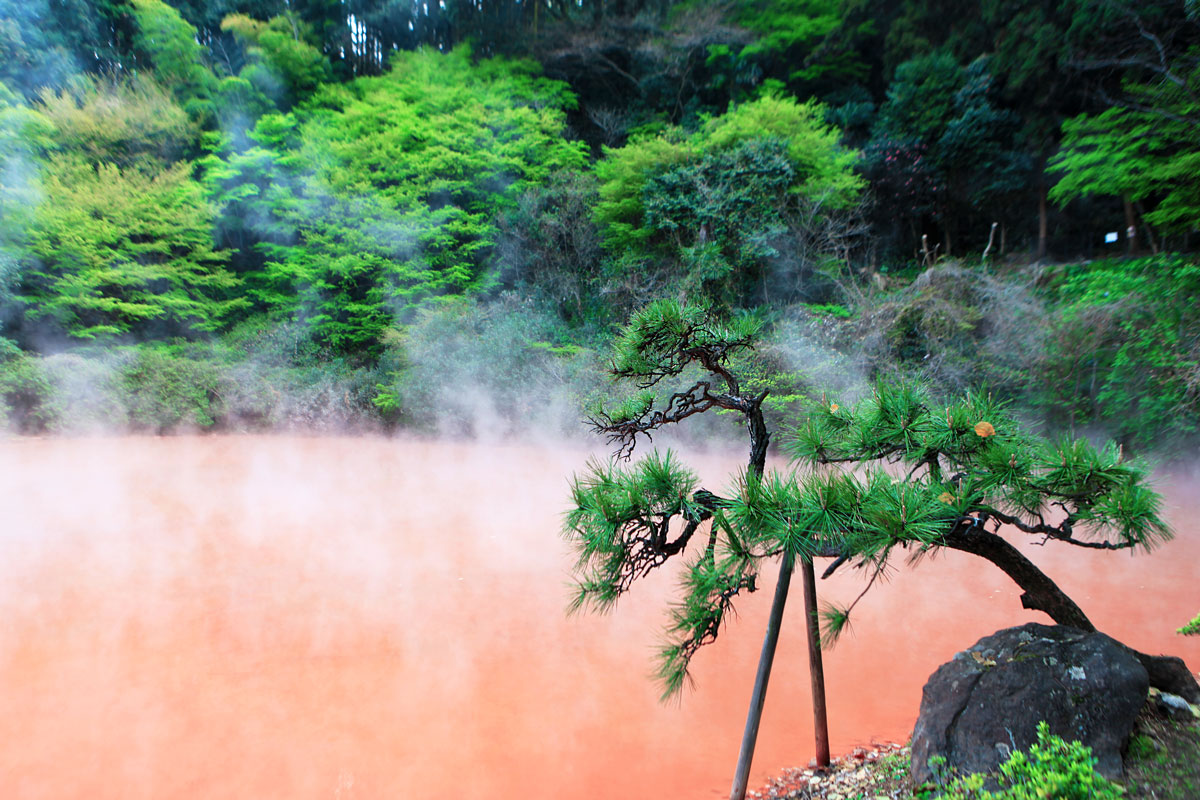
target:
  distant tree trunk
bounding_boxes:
[1037,182,1048,260]
[1124,195,1138,255]
[1134,201,1160,254]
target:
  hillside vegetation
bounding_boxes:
[1,0,1198,451]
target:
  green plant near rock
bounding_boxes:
[924,722,1125,799]
[1179,613,1200,636]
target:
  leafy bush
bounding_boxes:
[927,721,1125,799]
[0,338,57,432]
[1035,255,1200,450]
[118,345,231,431]
[382,294,603,437]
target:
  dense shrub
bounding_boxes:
[926,721,1125,799]
[0,337,57,432]
[1034,255,1200,450]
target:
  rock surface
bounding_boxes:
[910,622,1149,785]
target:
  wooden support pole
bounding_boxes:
[729,552,795,800]
[802,557,830,768]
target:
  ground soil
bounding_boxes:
[751,700,1200,799]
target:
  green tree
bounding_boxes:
[129,0,219,121]
[1049,60,1200,238]
[0,84,54,333]
[205,45,587,351]
[36,75,198,168]
[594,95,862,308]
[0,0,135,98]
[220,13,331,111]
[21,154,244,339]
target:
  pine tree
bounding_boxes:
[565,300,834,800]
[565,301,1200,800]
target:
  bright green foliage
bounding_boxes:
[1036,256,1200,449]
[1180,612,1200,636]
[1049,59,1200,232]
[733,0,853,91]
[129,0,218,120]
[931,721,1125,799]
[220,13,330,110]
[208,46,586,351]
[37,76,198,168]
[594,96,861,305]
[701,97,863,204]
[22,155,244,338]
[594,133,692,253]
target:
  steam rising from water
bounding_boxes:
[0,437,1196,799]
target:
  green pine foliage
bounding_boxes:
[758,382,1171,640]
[607,299,761,385]
[565,450,706,612]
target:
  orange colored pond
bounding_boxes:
[0,436,1196,799]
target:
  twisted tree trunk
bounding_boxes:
[943,525,1200,703]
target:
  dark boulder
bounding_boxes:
[911,623,1149,785]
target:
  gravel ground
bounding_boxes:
[749,742,911,800]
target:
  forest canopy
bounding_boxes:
[0,0,1198,448]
